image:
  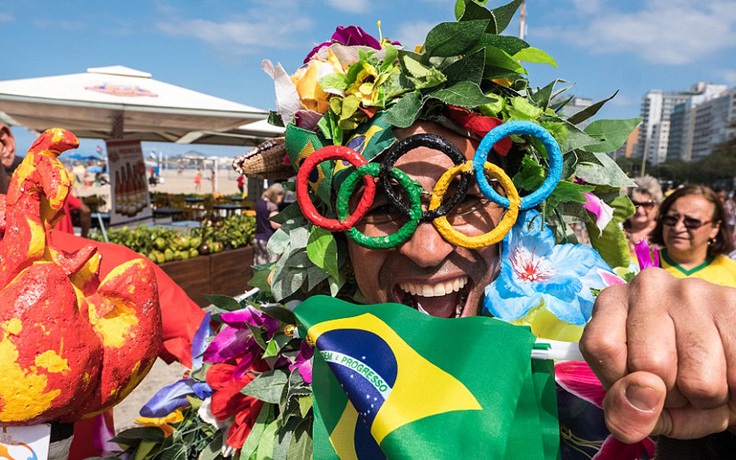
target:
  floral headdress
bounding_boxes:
[236,0,640,303]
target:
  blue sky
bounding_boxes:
[2,0,735,158]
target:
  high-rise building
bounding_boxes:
[635,82,726,165]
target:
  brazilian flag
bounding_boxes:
[294,296,559,459]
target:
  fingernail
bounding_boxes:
[625,384,660,412]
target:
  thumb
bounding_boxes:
[602,371,666,443]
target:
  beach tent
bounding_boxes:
[0,66,273,145]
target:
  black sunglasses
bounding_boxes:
[632,200,656,210]
[661,214,713,230]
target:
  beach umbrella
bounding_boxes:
[0,66,272,145]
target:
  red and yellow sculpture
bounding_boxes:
[0,128,162,425]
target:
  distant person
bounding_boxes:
[714,187,736,236]
[254,183,284,265]
[0,124,16,193]
[237,174,245,196]
[624,175,664,263]
[194,169,202,192]
[650,184,736,285]
[209,167,216,194]
[54,193,91,238]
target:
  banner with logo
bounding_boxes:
[106,140,152,226]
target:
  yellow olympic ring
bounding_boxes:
[430,162,520,249]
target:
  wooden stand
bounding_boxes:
[159,246,254,307]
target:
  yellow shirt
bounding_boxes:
[660,251,736,288]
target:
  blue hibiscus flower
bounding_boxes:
[484,210,616,326]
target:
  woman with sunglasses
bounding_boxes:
[624,176,664,259]
[649,184,736,285]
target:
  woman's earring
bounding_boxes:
[708,237,717,246]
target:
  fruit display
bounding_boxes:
[89,213,255,264]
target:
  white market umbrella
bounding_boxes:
[0,65,272,145]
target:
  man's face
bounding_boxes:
[347,122,505,318]
[0,126,16,169]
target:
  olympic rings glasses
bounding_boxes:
[295,120,563,249]
[661,214,713,230]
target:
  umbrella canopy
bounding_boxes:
[0,66,272,145]
[66,152,105,161]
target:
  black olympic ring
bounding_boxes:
[379,133,471,222]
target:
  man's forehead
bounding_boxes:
[392,122,478,162]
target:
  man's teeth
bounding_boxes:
[415,301,465,318]
[398,276,468,297]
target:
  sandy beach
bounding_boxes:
[75,167,247,206]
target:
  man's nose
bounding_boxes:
[398,220,454,267]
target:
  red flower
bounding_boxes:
[206,363,264,449]
[445,105,512,155]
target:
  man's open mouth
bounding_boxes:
[396,276,470,318]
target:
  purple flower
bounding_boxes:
[203,306,280,380]
[289,340,314,384]
[192,312,212,372]
[140,378,212,418]
[634,239,659,269]
[304,25,382,63]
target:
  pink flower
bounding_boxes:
[634,239,659,269]
[584,192,614,235]
[304,25,382,63]
[555,361,655,459]
[289,340,314,383]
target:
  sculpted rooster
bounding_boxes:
[0,128,162,425]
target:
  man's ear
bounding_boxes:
[0,125,16,169]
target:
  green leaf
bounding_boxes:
[513,46,557,67]
[381,43,399,72]
[112,427,165,443]
[241,404,276,460]
[427,81,497,108]
[255,419,281,460]
[546,181,595,209]
[287,418,313,460]
[491,0,524,34]
[202,294,241,311]
[586,214,631,270]
[400,53,447,89]
[566,91,619,125]
[507,96,543,120]
[385,91,423,128]
[298,395,313,418]
[424,19,490,57]
[513,155,545,192]
[476,34,529,56]
[318,73,347,92]
[133,440,157,460]
[576,151,637,188]
[260,305,296,325]
[243,369,290,404]
[198,431,224,460]
[582,118,643,153]
[306,226,340,279]
[483,46,525,74]
[263,333,293,359]
[443,48,485,86]
[459,1,496,32]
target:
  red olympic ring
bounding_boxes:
[295,145,377,232]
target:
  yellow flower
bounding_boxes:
[346,62,388,106]
[291,49,345,114]
[135,409,185,437]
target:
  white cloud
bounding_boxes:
[325,0,369,14]
[0,13,13,23]
[155,1,313,55]
[537,0,736,65]
[394,20,435,49]
[716,69,736,86]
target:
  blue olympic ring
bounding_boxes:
[473,120,563,211]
